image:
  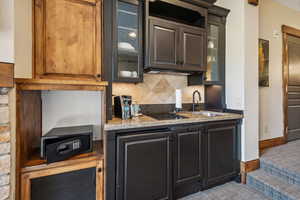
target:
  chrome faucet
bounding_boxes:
[192,90,202,112]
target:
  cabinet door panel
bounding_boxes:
[181,27,207,71]
[117,133,172,200]
[149,18,180,69]
[174,130,203,198]
[35,0,102,80]
[175,131,202,182]
[206,124,237,186]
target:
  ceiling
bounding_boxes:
[274,0,300,11]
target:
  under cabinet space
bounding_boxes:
[16,90,104,168]
[148,0,207,29]
[16,88,104,200]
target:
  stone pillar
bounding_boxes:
[0,93,11,200]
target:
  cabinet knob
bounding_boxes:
[96,74,101,78]
[98,168,102,173]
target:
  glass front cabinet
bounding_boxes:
[204,6,230,110]
[205,6,229,85]
[113,0,143,82]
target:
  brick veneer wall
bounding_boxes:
[0,94,11,200]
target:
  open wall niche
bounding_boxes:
[15,86,105,200]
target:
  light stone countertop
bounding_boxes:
[104,111,243,131]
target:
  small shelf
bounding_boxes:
[118,48,138,56]
[15,79,108,91]
[118,26,137,32]
[118,9,137,16]
[22,141,104,173]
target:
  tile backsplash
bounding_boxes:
[113,74,204,104]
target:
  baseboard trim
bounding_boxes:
[240,159,260,184]
[259,137,286,152]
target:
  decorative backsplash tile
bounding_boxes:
[113,74,204,104]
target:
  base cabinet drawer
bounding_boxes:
[21,159,103,200]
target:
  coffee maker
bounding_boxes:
[114,96,132,119]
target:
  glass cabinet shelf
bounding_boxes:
[206,24,220,83]
[115,0,142,82]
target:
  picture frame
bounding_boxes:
[259,39,270,87]
[248,0,259,6]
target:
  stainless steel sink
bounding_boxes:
[191,111,225,117]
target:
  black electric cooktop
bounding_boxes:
[147,113,188,120]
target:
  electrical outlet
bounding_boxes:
[264,125,269,136]
[273,30,280,38]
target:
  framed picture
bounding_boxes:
[248,0,259,6]
[259,39,269,87]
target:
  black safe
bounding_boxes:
[41,125,93,164]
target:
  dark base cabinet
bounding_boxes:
[116,131,173,200]
[105,120,241,200]
[204,121,240,189]
[173,126,204,199]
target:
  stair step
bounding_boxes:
[261,160,300,186]
[247,169,300,200]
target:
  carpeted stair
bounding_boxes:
[247,140,300,200]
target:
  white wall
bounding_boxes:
[0,0,14,62]
[259,0,300,140]
[14,0,32,78]
[42,91,103,140]
[216,0,259,161]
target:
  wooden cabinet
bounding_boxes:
[147,17,207,72]
[149,18,181,70]
[203,6,230,110]
[174,127,204,198]
[106,120,241,200]
[34,0,102,82]
[0,62,14,88]
[21,158,103,200]
[205,121,239,188]
[181,27,207,71]
[116,131,173,200]
[205,6,229,85]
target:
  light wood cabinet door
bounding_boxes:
[34,0,102,81]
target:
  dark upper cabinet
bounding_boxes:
[174,127,204,198]
[205,6,230,85]
[112,0,144,83]
[149,18,181,70]
[203,6,230,110]
[204,121,239,188]
[181,26,207,71]
[147,17,207,72]
[145,0,208,73]
[116,131,173,200]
